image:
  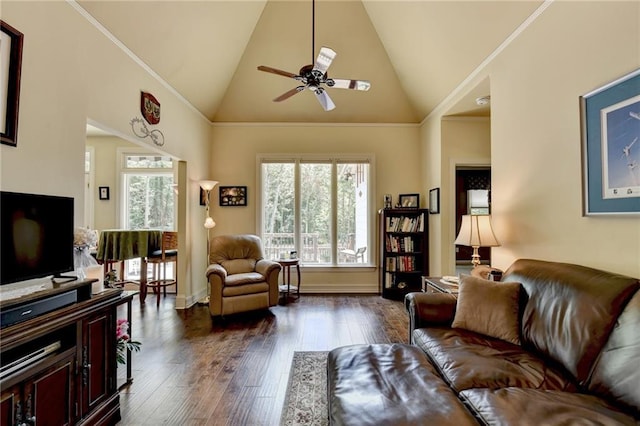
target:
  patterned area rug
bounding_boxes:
[280,351,329,426]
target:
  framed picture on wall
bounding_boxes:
[219,186,247,207]
[429,188,440,214]
[580,68,640,215]
[1,20,24,147]
[99,186,110,200]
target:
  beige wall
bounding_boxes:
[210,124,421,292]
[86,136,138,231]
[440,118,491,275]
[424,1,640,278]
[0,2,212,307]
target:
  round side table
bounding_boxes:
[277,258,301,304]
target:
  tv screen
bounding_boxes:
[1,191,75,285]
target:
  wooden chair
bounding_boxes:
[146,231,178,306]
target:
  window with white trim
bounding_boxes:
[119,152,175,280]
[259,155,372,265]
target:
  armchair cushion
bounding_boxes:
[225,272,265,286]
[222,258,257,275]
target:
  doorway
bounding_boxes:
[455,167,491,270]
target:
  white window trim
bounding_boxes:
[116,147,177,229]
[256,153,376,267]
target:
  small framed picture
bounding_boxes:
[219,186,247,207]
[398,193,419,208]
[429,188,440,214]
[383,194,392,209]
[99,186,110,200]
[290,250,298,259]
[199,187,208,206]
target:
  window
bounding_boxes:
[121,154,175,230]
[119,152,175,279]
[260,155,372,265]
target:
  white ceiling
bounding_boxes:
[76,0,543,124]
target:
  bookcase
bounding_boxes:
[379,208,429,300]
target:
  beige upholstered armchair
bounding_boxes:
[206,234,281,317]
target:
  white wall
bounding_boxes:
[0,2,212,307]
[210,124,421,293]
[423,1,640,278]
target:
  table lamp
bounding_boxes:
[454,214,500,268]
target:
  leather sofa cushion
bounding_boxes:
[588,290,640,416]
[452,275,522,345]
[460,387,638,426]
[413,327,575,393]
[503,259,639,385]
[328,344,478,426]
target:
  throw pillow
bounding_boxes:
[452,274,522,345]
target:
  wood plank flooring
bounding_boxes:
[116,294,409,425]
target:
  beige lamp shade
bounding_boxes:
[204,216,216,229]
[455,215,500,247]
[199,180,218,191]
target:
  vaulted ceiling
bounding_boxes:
[77,0,543,124]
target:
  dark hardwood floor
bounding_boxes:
[116,294,409,425]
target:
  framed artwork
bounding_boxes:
[429,188,440,214]
[1,21,24,147]
[383,194,392,209]
[99,186,110,200]
[199,187,207,206]
[580,68,640,215]
[219,186,247,207]
[398,193,419,208]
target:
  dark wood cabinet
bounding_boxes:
[0,284,121,426]
[379,208,429,300]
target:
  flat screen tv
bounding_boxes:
[1,191,75,285]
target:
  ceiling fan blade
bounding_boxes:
[314,89,335,111]
[274,86,305,102]
[258,65,298,79]
[313,47,336,75]
[331,79,371,91]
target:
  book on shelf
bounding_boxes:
[385,213,424,233]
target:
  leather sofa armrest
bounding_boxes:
[405,292,458,344]
[255,259,281,281]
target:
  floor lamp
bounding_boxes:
[199,180,218,303]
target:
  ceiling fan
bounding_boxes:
[257,0,371,111]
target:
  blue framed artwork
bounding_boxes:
[580,68,640,215]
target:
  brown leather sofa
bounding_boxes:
[206,234,281,317]
[328,259,640,425]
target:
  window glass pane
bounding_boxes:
[125,155,173,169]
[338,163,369,264]
[300,163,332,264]
[262,163,295,260]
[124,174,175,230]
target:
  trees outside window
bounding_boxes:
[120,153,175,279]
[260,156,371,265]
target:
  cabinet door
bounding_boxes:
[26,355,75,426]
[1,384,20,426]
[80,311,115,417]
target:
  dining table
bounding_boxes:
[95,229,163,303]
